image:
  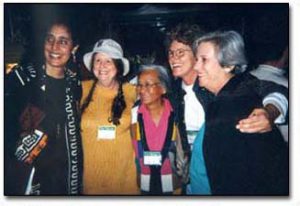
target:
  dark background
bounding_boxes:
[3,3,289,196]
[4,3,289,79]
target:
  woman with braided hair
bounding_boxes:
[80,39,139,194]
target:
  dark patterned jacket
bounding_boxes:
[5,64,83,195]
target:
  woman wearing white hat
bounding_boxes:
[80,39,139,194]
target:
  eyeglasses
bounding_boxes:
[136,82,160,90]
[168,49,192,58]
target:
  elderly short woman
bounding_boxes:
[192,31,288,195]
[131,64,189,195]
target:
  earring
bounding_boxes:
[72,45,80,63]
[224,66,234,73]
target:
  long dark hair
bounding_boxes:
[80,54,126,126]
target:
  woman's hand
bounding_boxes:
[236,108,272,133]
[176,155,190,184]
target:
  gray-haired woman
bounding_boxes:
[190,30,288,195]
[130,64,189,195]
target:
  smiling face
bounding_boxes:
[168,40,197,84]
[92,52,118,87]
[44,24,73,71]
[137,70,166,107]
[194,41,231,94]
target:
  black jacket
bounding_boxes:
[169,78,213,153]
[203,73,288,195]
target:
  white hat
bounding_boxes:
[83,39,129,76]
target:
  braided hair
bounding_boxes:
[109,59,126,125]
[80,54,126,126]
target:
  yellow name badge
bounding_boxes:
[143,151,162,166]
[97,125,116,140]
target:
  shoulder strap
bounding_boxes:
[137,112,175,163]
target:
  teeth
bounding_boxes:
[50,53,60,58]
[172,64,181,68]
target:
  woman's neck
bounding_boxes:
[145,99,165,126]
[97,79,119,90]
[211,73,234,95]
[46,65,65,79]
[182,70,198,85]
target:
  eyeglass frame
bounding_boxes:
[136,82,161,90]
[168,48,192,58]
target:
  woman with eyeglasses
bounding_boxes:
[131,64,189,195]
[6,18,83,195]
[165,23,289,194]
[80,39,139,195]
[166,23,288,151]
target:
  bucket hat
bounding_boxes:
[83,39,129,76]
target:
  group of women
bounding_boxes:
[6,18,288,196]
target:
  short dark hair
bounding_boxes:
[165,23,205,50]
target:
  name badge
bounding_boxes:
[144,151,162,166]
[97,125,116,140]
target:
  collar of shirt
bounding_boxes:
[138,98,173,151]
